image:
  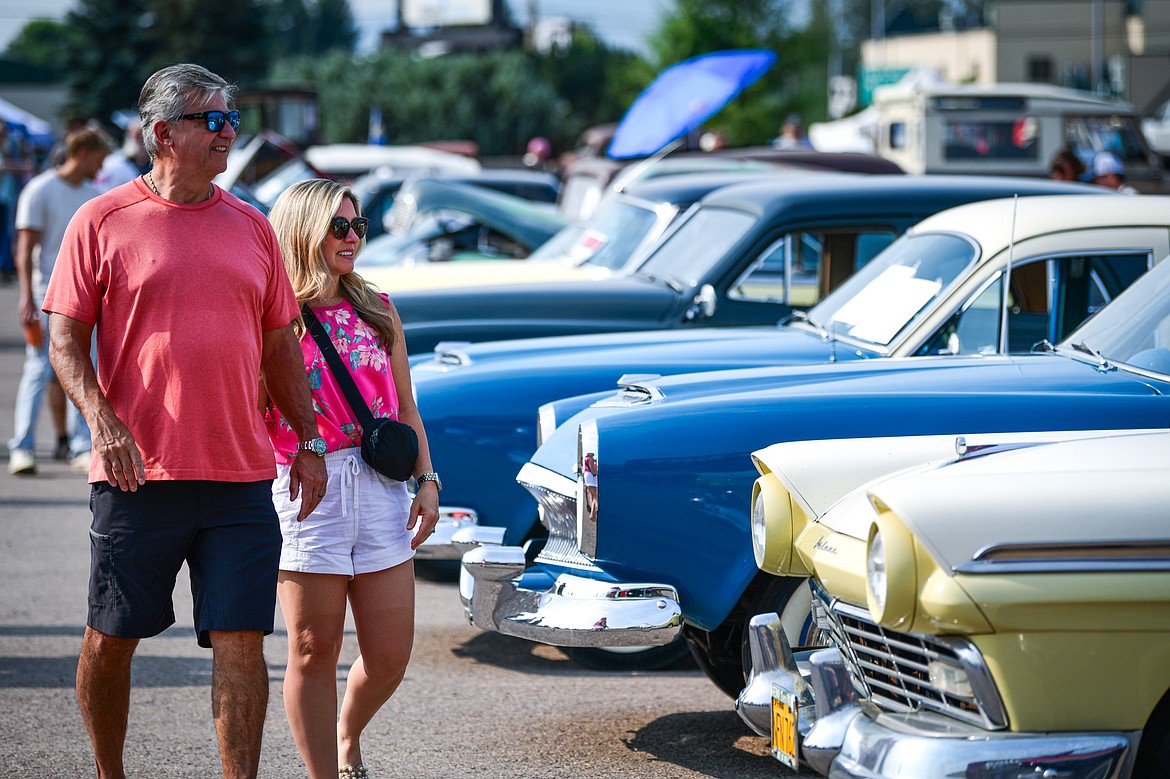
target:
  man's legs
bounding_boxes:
[8,329,51,469]
[76,627,139,779]
[209,629,269,779]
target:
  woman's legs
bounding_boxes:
[337,560,415,767]
[278,571,350,779]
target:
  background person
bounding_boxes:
[1049,148,1086,182]
[95,118,150,193]
[43,63,326,779]
[263,178,440,779]
[1090,150,1138,193]
[772,113,813,150]
[7,126,110,476]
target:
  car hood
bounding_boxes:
[750,427,1153,525]
[394,275,682,325]
[361,260,600,292]
[851,430,1170,574]
[411,324,861,379]
[530,352,1170,479]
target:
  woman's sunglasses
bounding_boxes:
[330,216,368,240]
[178,110,241,133]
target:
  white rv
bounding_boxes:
[870,81,1163,190]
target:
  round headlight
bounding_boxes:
[750,485,768,566]
[867,528,888,616]
[865,510,919,629]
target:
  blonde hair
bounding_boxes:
[267,178,397,351]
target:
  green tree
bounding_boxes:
[529,26,651,152]
[63,0,155,122]
[61,0,358,124]
[3,20,84,73]
[269,48,573,154]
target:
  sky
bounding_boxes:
[0,0,673,56]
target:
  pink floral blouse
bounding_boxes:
[265,296,400,463]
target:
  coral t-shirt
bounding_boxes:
[265,296,401,463]
[43,178,299,482]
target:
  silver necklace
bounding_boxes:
[146,172,212,201]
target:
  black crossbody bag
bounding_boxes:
[301,303,418,482]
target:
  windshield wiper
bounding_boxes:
[641,272,683,294]
[1070,340,1115,370]
[786,310,828,336]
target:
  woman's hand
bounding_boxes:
[408,480,440,550]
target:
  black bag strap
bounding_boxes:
[300,303,377,431]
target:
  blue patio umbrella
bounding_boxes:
[607,49,778,160]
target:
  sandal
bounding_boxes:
[339,765,369,779]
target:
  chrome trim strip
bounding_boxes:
[956,540,1170,574]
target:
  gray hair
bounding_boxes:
[137,63,237,160]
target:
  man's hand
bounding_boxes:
[289,451,327,520]
[92,410,146,491]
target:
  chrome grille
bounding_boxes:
[519,478,598,571]
[813,583,1003,730]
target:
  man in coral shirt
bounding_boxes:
[44,64,327,779]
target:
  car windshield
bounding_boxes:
[635,206,756,288]
[805,232,978,346]
[528,195,668,271]
[252,158,318,209]
[1055,254,1170,375]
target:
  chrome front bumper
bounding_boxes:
[458,533,683,648]
[740,618,1138,778]
[412,505,480,559]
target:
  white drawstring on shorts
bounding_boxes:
[340,454,361,518]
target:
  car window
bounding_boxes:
[530,197,665,271]
[1064,114,1150,166]
[727,229,897,307]
[944,118,1039,161]
[809,232,977,347]
[1056,253,1170,374]
[636,206,755,288]
[915,253,1153,356]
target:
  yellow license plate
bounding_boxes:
[771,684,798,769]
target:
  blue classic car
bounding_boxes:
[412,178,1105,570]
[457,194,1170,686]
[393,175,1095,354]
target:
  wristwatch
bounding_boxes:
[297,437,327,457]
[417,471,442,491]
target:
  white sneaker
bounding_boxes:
[69,451,93,474]
[8,448,36,476]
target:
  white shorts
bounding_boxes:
[273,447,414,577]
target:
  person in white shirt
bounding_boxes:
[7,126,110,475]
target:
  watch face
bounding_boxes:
[311,438,327,456]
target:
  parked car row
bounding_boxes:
[388,178,1170,778]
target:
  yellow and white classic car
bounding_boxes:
[746,429,1170,778]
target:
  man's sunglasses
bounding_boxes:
[178,110,241,133]
[330,216,368,240]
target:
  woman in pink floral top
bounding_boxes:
[262,178,439,779]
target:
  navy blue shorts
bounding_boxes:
[87,480,281,649]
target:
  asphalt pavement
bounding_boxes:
[0,278,817,778]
